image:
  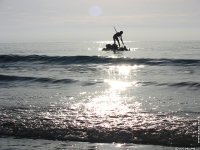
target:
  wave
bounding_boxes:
[158,82,200,88]
[0,74,199,89]
[0,55,200,66]
[0,107,198,147]
[139,81,200,89]
[0,74,77,84]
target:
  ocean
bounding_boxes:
[0,41,200,150]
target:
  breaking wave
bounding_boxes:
[0,106,198,147]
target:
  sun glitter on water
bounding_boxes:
[79,64,143,117]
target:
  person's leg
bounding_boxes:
[113,36,116,45]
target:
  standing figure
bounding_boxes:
[113,31,124,47]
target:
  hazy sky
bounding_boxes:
[0,0,200,42]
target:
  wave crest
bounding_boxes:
[0,74,77,84]
[0,55,200,66]
[0,107,198,147]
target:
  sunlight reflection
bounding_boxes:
[104,79,137,91]
[108,65,144,78]
[117,65,131,76]
[94,41,113,44]
[79,64,143,117]
[115,143,123,148]
[70,64,144,118]
[85,94,130,117]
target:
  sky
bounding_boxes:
[0,0,200,42]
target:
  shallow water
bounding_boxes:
[0,137,180,150]
[0,41,200,147]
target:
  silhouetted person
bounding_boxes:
[113,31,124,47]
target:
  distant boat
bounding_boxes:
[102,43,130,51]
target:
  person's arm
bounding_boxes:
[120,36,124,46]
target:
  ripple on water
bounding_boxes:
[0,105,198,147]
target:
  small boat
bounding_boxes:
[102,44,130,51]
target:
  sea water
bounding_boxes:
[0,41,200,149]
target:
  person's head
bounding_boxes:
[120,31,123,34]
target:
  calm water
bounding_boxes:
[0,41,200,148]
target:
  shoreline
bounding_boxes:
[0,137,199,150]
